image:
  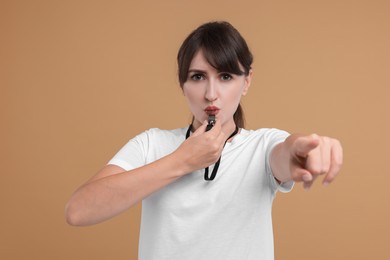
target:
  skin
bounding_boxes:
[270,133,343,190]
[65,49,343,226]
[182,49,252,136]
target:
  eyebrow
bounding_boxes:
[188,69,207,74]
[188,69,236,75]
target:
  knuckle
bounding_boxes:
[205,135,213,142]
[210,143,220,152]
[321,165,330,174]
[326,175,336,182]
[335,157,343,167]
[333,138,342,147]
[309,167,322,175]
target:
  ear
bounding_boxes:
[242,69,253,96]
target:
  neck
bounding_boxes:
[222,120,237,136]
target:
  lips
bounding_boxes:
[205,106,220,115]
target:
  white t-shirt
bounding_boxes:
[108,127,293,260]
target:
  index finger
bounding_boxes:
[293,134,320,158]
[206,119,229,145]
[207,118,222,136]
[191,120,208,138]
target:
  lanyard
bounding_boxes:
[185,125,239,181]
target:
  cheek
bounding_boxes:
[183,87,203,113]
[225,84,245,103]
[183,85,204,102]
[183,89,194,104]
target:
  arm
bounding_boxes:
[269,133,343,190]
[65,154,187,226]
[65,120,228,226]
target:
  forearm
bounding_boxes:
[269,134,303,183]
[270,142,291,183]
[66,121,228,226]
[65,151,190,226]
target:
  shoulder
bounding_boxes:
[108,126,189,169]
[116,127,188,151]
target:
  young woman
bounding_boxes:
[66,21,343,260]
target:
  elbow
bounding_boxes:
[65,196,102,226]
[65,199,85,226]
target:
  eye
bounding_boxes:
[220,73,233,81]
[190,73,205,81]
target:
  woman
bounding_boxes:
[66,21,343,260]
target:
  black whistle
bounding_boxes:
[206,115,216,131]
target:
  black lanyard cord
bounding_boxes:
[185,125,239,181]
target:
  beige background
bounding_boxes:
[1,0,389,259]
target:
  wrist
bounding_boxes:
[270,141,292,183]
[168,150,194,177]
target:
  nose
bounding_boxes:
[205,79,218,102]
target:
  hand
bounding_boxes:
[175,120,228,174]
[288,134,343,190]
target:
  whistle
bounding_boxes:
[206,115,216,131]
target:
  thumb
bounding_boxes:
[291,167,313,183]
[190,121,208,138]
[293,134,320,158]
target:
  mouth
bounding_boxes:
[204,106,220,115]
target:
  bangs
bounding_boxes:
[178,21,253,86]
[201,32,245,75]
[177,21,252,128]
[202,45,245,75]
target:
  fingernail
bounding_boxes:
[323,181,329,187]
[304,184,311,191]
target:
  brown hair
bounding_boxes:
[177,21,253,128]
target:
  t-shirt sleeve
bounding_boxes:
[107,130,150,171]
[264,129,294,193]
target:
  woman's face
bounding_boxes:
[183,49,252,130]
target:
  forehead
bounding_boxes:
[188,50,215,71]
[188,49,246,75]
